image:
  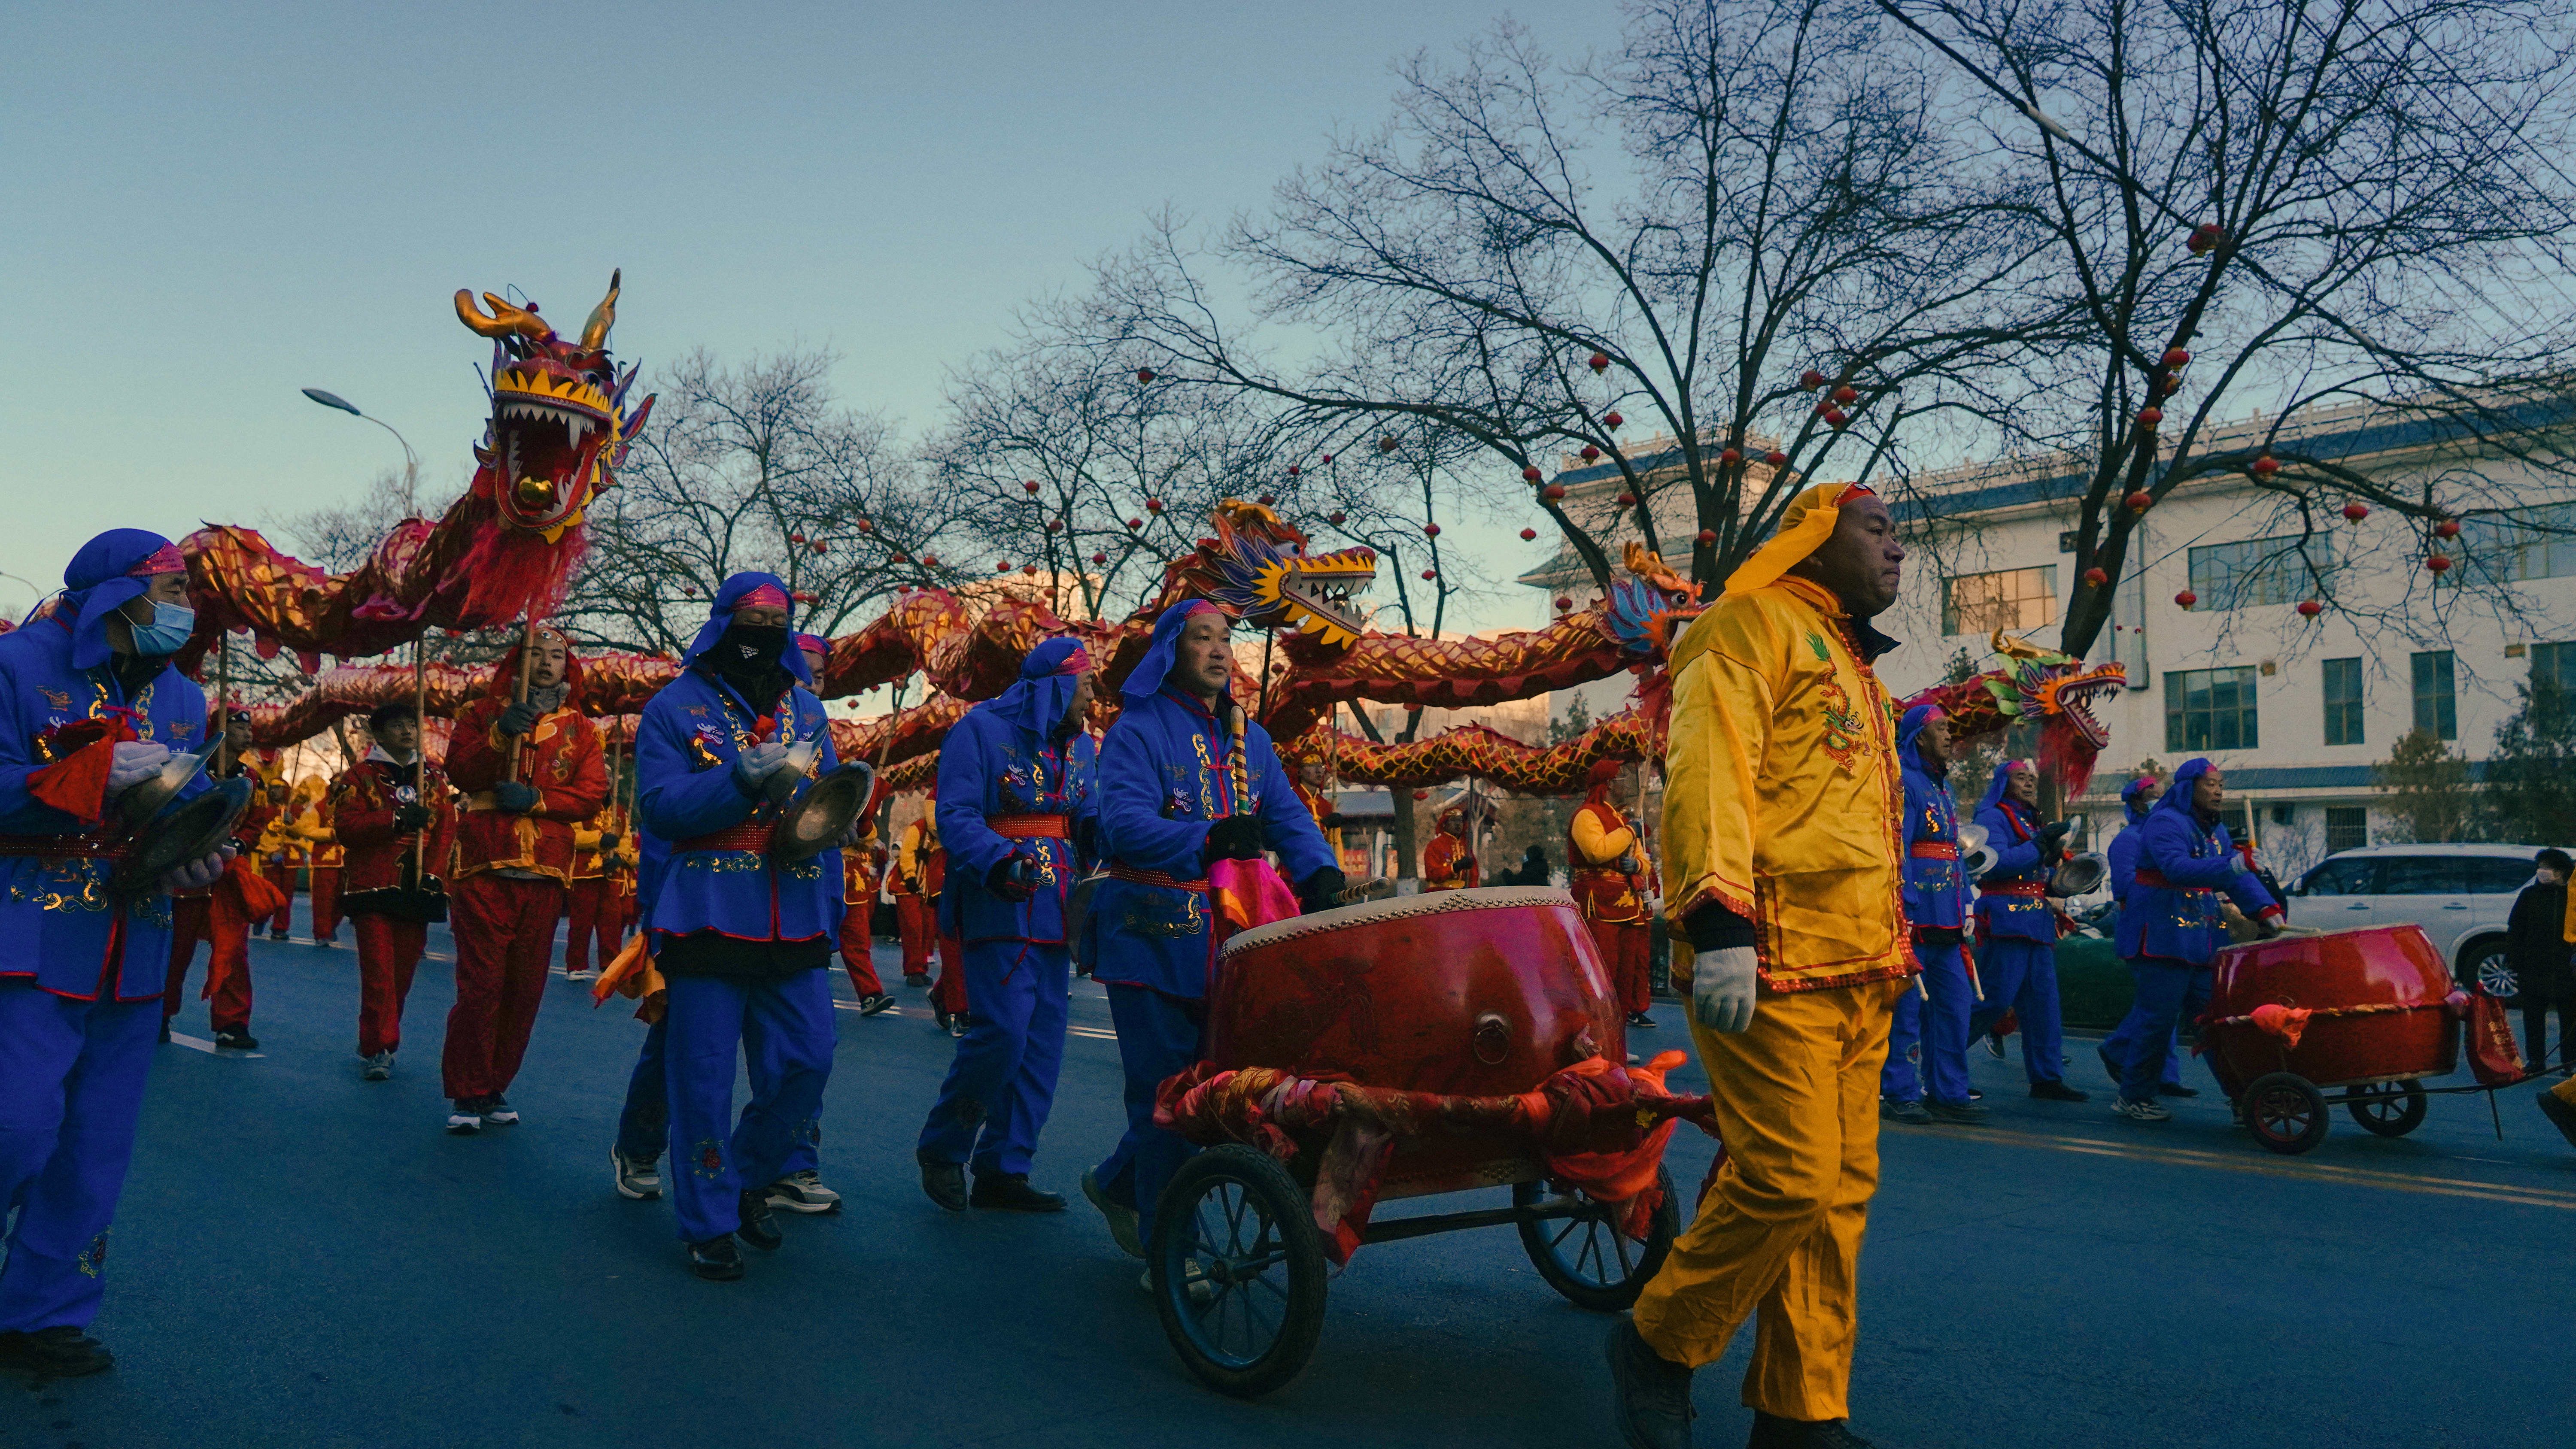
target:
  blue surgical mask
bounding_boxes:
[129,600,196,656]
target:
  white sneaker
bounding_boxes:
[2112,1097,2171,1123]
[612,1146,664,1200]
[765,1170,841,1213]
[446,1104,483,1136]
[360,1051,393,1082]
[482,1095,521,1126]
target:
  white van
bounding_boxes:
[2286,843,2564,1003]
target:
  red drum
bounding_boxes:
[1210,887,1624,1200]
[2205,924,2460,1099]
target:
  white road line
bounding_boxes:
[167,1033,262,1058]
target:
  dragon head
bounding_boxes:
[1192,500,1377,647]
[456,271,655,543]
[1907,630,2127,800]
[1606,543,1704,660]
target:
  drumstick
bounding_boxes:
[503,615,536,785]
[412,637,428,883]
[1229,692,1252,818]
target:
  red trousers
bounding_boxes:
[839,907,884,995]
[1587,916,1653,1016]
[310,866,342,943]
[896,894,934,979]
[352,911,429,1056]
[262,860,297,934]
[442,874,564,1101]
[931,930,969,1017]
[564,876,614,975]
[164,894,252,1032]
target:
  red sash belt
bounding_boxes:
[987,814,1071,840]
[1979,880,2047,897]
[1108,863,1208,893]
[0,833,118,859]
[677,820,776,854]
[2133,869,2196,891]
[1908,842,1960,860]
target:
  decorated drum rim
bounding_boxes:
[1218,884,1579,958]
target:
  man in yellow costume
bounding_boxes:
[1607,482,1911,1449]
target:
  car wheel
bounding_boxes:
[2460,937,2519,1006]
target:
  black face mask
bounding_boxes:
[714,623,790,691]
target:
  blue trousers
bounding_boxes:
[662,971,836,1243]
[1882,943,1975,1106]
[2113,958,2211,1105]
[1091,984,1206,1237]
[0,984,160,1333]
[917,939,1070,1176]
[1967,935,2067,1085]
[2100,962,2184,1091]
[615,1016,668,1161]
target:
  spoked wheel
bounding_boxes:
[2344,1081,2429,1137]
[1513,1165,1680,1312]
[2243,1072,2330,1155]
[1149,1144,1327,1400]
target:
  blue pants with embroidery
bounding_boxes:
[662,970,836,1243]
[917,939,1070,1177]
[0,983,160,1333]
[1967,936,2068,1086]
[1882,942,1975,1106]
[1092,983,1207,1237]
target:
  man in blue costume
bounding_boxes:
[0,530,225,1377]
[2109,759,2280,1122]
[1881,704,1982,1126]
[1078,602,1341,1264]
[2097,775,2189,1097]
[1965,759,2090,1102]
[914,637,1099,1213]
[633,573,850,1281]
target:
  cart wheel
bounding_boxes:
[1513,1166,1680,1313]
[2344,1081,2428,1137]
[1149,1144,1327,1400]
[2243,1072,2330,1155]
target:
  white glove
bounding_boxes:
[161,851,227,893]
[733,743,793,792]
[107,741,172,797]
[1691,946,1759,1034]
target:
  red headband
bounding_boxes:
[127,542,185,577]
[736,584,790,611]
[1054,645,1093,676]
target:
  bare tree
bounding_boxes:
[1097,0,2056,595]
[1889,0,2576,658]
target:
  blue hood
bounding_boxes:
[2154,758,2217,824]
[62,529,182,670]
[2121,776,2161,824]
[1978,758,2032,816]
[1121,600,1225,706]
[682,571,812,686]
[989,636,1090,737]
[1897,703,1944,775]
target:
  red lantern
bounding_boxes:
[1136,368,1156,384]
[2435,519,2461,540]
[1287,464,1301,477]
[682,585,697,597]
[1696,528,1716,545]
[1579,444,1601,462]
[1321,453,1334,464]
[2175,589,2198,610]
[1542,484,1567,502]
[1554,596,1572,611]
[1519,527,1538,541]
[1799,369,1825,392]
[1414,789,1430,800]
[1256,494,1276,506]
[1328,510,1346,524]
[2342,502,2369,522]
[2297,599,2324,618]
[1378,435,1400,453]
[1831,385,1859,405]
[1125,517,1142,529]
[1588,352,1610,373]
[1616,492,1637,507]
[1523,465,1543,482]
[1604,412,1623,428]
[1021,479,1039,494]
[854,518,873,532]
[792,590,817,603]
[891,552,911,564]
[1145,498,1164,512]
[2126,491,2154,513]
[2083,567,2108,587]
[1765,450,1788,467]
[2162,374,2184,397]
[1825,409,1850,429]
[2137,408,2162,426]
[1423,522,1441,537]
[788,532,805,544]
[1022,564,1038,576]
[2187,222,2226,255]
[2426,555,2452,573]
[2249,455,2280,477]
[1813,401,1835,418]
[995,560,1011,572]
[1420,569,1437,582]
[1044,519,1063,534]
[921,554,938,567]
[813,541,828,554]
[1720,447,1741,464]
[1091,552,1108,564]
[2162,348,2192,369]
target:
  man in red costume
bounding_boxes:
[288,777,343,947]
[925,829,968,1037]
[1571,761,1659,1029]
[562,808,614,980]
[1422,803,1478,891]
[840,825,898,1016]
[334,701,450,1080]
[441,626,607,1135]
[163,721,266,1051]
[254,777,297,941]
[893,807,937,987]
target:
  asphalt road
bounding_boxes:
[9,925,2575,1449]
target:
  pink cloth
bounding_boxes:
[1209,857,1299,938]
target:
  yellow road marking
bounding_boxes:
[1947,1130,2576,1211]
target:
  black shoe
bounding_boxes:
[213,1028,258,1051]
[2537,1088,2576,1150]
[903,973,930,989]
[2030,1079,2091,1103]
[1923,1099,1988,1125]
[1966,1087,1983,1101]
[2097,1044,2124,1085]
[0,1326,114,1378]
[947,1013,967,1039]
[1881,1098,1932,1125]
[158,1018,170,1044]
[687,1236,744,1281]
[1749,1410,1876,1448]
[918,1152,968,1213]
[970,1172,1068,1212]
[1604,1318,1694,1449]
[1983,1031,2007,1059]
[735,1189,784,1251]
[1628,1011,1657,1029]
[859,992,898,1017]
[268,930,291,941]
[2156,1082,2202,1098]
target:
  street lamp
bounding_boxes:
[302,388,419,505]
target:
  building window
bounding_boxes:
[1941,567,2057,636]
[2165,667,2260,751]
[2325,806,2368,852]
[2410,651,2456,740]
[2533,642,2576,697]
[2322,657,2363,746]
[2187,534,2331,609]
[2455,501,2576,583]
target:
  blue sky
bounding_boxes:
[1,0,1617,634]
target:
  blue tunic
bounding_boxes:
[634,667,843,947]
[1089,688,1336,1000]
[0,617,205,1001]
[1971,783,2054,945]
[1896,711,1969,931]
[2114,759,2278,966]
[934,705,1098,946]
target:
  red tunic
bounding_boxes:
[445,696,608,883]
[1423,831,1476,891]
[330,757,453,894]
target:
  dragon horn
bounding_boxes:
[580,269,621,352]
[455,290,555,344]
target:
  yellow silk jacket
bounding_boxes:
[1661,575,1912,992]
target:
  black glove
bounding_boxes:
[1297,867,1346,913]
[392,804,433,833]
[1202,814,1266,864]
[1456,853,1477,874]
[986,853,1039,902]
[498,700,543,737]
[1320,812,1346,831]
[492,781,542,815]
[599,832,621,852]
[2037,820,2072,864]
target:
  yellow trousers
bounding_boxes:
[1631,977,1902,1422]
[2552,1074,2576,1106]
